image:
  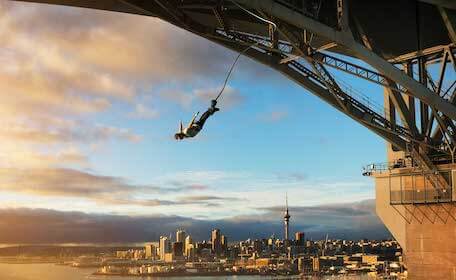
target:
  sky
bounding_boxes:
[0,1,393,242]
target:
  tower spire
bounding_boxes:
[286,192,288,210]
[284,193,291,241]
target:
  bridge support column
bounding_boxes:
[374,165,456,280]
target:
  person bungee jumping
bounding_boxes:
[174,100,219,140]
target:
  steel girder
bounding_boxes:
[235,0,456,121]
[439,7,456,44]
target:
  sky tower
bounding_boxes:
[284,193,291,241]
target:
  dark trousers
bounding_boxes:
[196,109,215,127]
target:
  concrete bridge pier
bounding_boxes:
[374,149,456,279]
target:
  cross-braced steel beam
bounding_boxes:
[235,0,456,121]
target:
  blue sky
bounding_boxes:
[0,1,399,240]
[94,67,385,181]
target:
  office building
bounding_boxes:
[159,236,171,260]
[176,229,186,243]
[211,228,222,256]
[295,232,305,246]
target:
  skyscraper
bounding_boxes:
[295,232,305,246]
[172,242,184,257]
[284,194,291,241]
[145,244,156,259]
[211,228,222,256]
[176,229,186,243]
[185,235,193,257]
[221,234,228,253]
[159,236,171,260]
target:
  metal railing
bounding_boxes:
[363,161,453,204]
[362,159,415,176]
[389,170,452,205]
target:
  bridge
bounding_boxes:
[12,0,456,278]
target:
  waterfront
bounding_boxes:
[0,263,372,280]
[0,234,404,279]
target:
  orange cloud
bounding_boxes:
[0,167,225,208]
[0,1,255,209]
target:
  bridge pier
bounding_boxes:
[374,161,456,279]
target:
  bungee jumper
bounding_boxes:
[174,100,220,140]
[173,43,250,140]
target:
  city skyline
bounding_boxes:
[0,227,401,278]
[0,1,387,243]
[88,226,404,277]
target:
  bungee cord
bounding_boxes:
[215,0,277,101]
[215,42,258,101]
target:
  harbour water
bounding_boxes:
[0,263,371,280]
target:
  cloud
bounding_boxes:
[276,172,308,182]
[186,184,210,191]
[159,88,195,109]
[258,200,374,217]
[0,119,142,145]
[0,117,141,172]
[25,149,89,167]
[0,167,139,197]
[166,170,246,183]
[177,195,242,203]
[147,184,210,194]
[259,110,289,122]
[128,104,159,119]
[0,2,234,84]
[88,125,142,143]
[100,197,181,207]
[0,164,375,220]
[0,167,218,208]
[0,200,391,243]
[246,200,385,237]
[0,1,258,174]
[0,1,149,172]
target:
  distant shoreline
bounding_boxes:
[94,271,279,277]
[0,243,147,249]
[0,261,57,264]
[0,260,59,264]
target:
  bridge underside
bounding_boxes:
[11,0,456,278]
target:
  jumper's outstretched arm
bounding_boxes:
[187,112,199,128]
